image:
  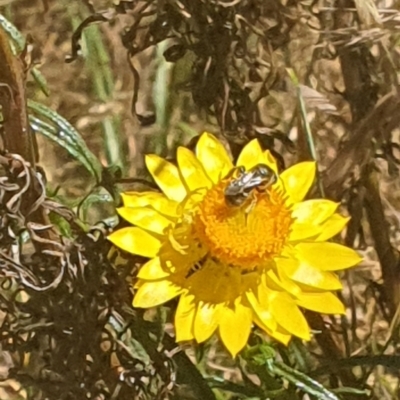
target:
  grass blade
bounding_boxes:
[28,100,102,181]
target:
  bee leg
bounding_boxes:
[244,193,257,223]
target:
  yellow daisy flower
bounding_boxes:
[108,132,361,357]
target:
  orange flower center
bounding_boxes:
[193,180,293,270]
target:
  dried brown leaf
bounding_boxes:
[354,0,382,26]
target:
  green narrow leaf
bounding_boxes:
[247,345,339,400]
[286,68,317,162]
[28,100,102,182]
[78,188,115,222]
[108,314,151,365]
[144,40,170,155]
[70,11,125,171]
[207,377,265,398]
[332,387,370,396]
[287,68,325,197]
[154,41,171,132]
[48,212,73,238]
[30,68,50,97]
[0,13,25,52]
[0,14,50,95]
[269,361,340,400]
[177,122,199,139]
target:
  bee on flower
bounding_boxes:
[108,132,361,357]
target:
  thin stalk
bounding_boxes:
[287,68,325,197]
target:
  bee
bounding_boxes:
[224,163,277,208]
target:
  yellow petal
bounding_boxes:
[289,222,323,242]
[295,242,362,271]
[145,154,187,202]
[177,147,212,191]
[194,302,221,343]
[270,292,310,340]
[291,199,338,225]
[137,257,170,280]
[117,207,173,234]
[236,141,279,174]
[122,191,160,207]
[236,139,264,169]
[133,280,183,308]
[246,289,277,332]
[316,214,350,241]
[296,292,345,314]
[253,315,292,345]
[196,132,233,183]
[280,161,316,203]
[265,269,301,297]
[121,192,178,217]
[175,293,195,341]
[108,227,161,257]
[267,327,292,345]
[276,257,343,290]
[219,299,253,357]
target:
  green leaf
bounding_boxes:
[177,122,199,139]
[48,212,73,238]
[28,100,102,182]
[246,345,339,400]
[0,13,25,53]
[108,314,151,365]
[332,387,370,397]
[269,362,340,400]
[31,68,50,97]
[207,377,264,398]
[78,188,115,222]
[286,68,325,197]
[0,14,50,96]
[245,343,276,365]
